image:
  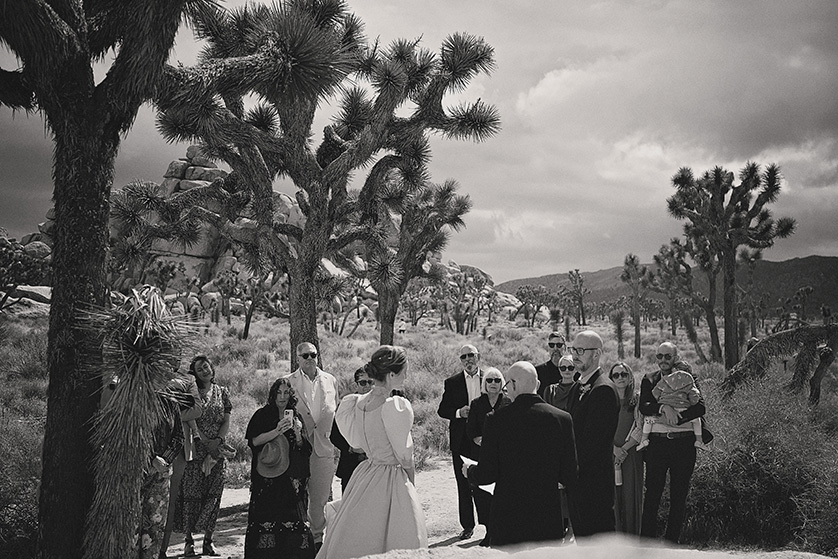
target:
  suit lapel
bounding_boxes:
[294,369,314,416]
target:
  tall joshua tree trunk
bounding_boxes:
[378,288,400,345]
[40,121,116,559]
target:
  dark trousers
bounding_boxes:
[452,452,479,531]
[640,435,697,543]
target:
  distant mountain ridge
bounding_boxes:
[495,255,838,313]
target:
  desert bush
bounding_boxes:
[683,373,838,555]
[0,416,42,559]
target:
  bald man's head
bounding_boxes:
[571,330,603,375]
[506,361,538,401]
[656,342,678,372]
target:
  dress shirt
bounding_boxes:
[456,370,482,418]
[299,371,324,425]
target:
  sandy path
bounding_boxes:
[164,458,474,558]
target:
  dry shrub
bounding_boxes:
[683,373,838,555]
[0,416,42,559]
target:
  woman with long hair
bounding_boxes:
[609,362,644,535]
[317,345,427,559]
[244,377,315,559]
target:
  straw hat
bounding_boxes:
[257,436,289,478]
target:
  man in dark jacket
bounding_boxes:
[438,344,486,540]
[465,361,578,548]
[566,330,620,538]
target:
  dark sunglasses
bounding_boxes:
[299,352,318,360]
[656,353,674,360]
[611,371,630,379]
[559,365,575,372]
[356,379,374,387]
[548,342,565,348]
[485,378,502,384]
[460,352,477,359]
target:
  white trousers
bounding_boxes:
[309,453,337,543]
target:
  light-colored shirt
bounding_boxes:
[299,370,323,425]
[465,370,482,403]
[577,367,599,386]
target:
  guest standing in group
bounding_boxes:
[609,362,644,535]
[330,367,373,493]
[283,342,339,550]
[244,378,315,559]
[566,330,620,539]
[465,367,511,546]
[318,345,427,559]
[544,354,578,412]
[465,361,577,548]
[535,331,567,398]
[640,342,706,543]
[174,356,231,557]
[437,343,486,541]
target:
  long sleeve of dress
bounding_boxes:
[335,394,365,450]
[382,396,415,472]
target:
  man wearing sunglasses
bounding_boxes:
[535,331,569,398]
[437,344,488,541]
[283,342,339,550]
[566,330,620,539]
[638,342,707,544]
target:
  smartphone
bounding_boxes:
[283,409,294,420]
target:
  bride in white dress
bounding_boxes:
[317,345,427,559]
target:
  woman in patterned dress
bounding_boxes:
[244,377,315,559]
[173,356,232,557]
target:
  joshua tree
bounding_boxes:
[78,286,191,558]
[515,284,555,328]
[621,253,649,358]
[559,269,591,326]
[794,286,815,321]
[157,3,498,367]
[668,163,796,368]
[610,308,626,359]
[0,2,217,555]
[364,177,472,345]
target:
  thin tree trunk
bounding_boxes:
[633,303,641,358]
[288,258,320,371]
[668,297,678,336]
[723,249,739,368]
[377,287,399,345]
[682,311,709,364]
[40,126,115,559]
[703,269,723,362]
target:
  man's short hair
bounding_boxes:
[548,331,566,342]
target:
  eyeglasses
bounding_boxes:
[485,378,502,384]
[569,347,598,356]
[502,379,515,391]
[656,353,674,360]
[460,352,477,360]
[356,379,374,387]
[548,342,565,349]
[559,365,575,372]
[299,352,318,360]
[611,371,630,379]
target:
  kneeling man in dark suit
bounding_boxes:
[465,361,578,548]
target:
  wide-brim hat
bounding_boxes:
[257,436,289,478]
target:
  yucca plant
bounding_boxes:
[78,286,193,559]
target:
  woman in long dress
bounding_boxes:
[317,345,428,559]
[174,355,232,557]
[244,377,315,559]
[609,362,644,535]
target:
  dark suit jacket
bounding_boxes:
[437,370,481,457]
[330,418,364,483]
[465,393,511,459]
[567,368,620,536]
[467,393,577,547]
[535,360,562,398]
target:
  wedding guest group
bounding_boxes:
[155,330,708,557]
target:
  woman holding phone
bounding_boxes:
[244,378,315,559]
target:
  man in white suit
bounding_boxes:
[283,342,339,549]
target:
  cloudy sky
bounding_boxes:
[2,0,836,284]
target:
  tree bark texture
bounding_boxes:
[723,248,739,368]
[378,287,399,346]
[39,120,116,559]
